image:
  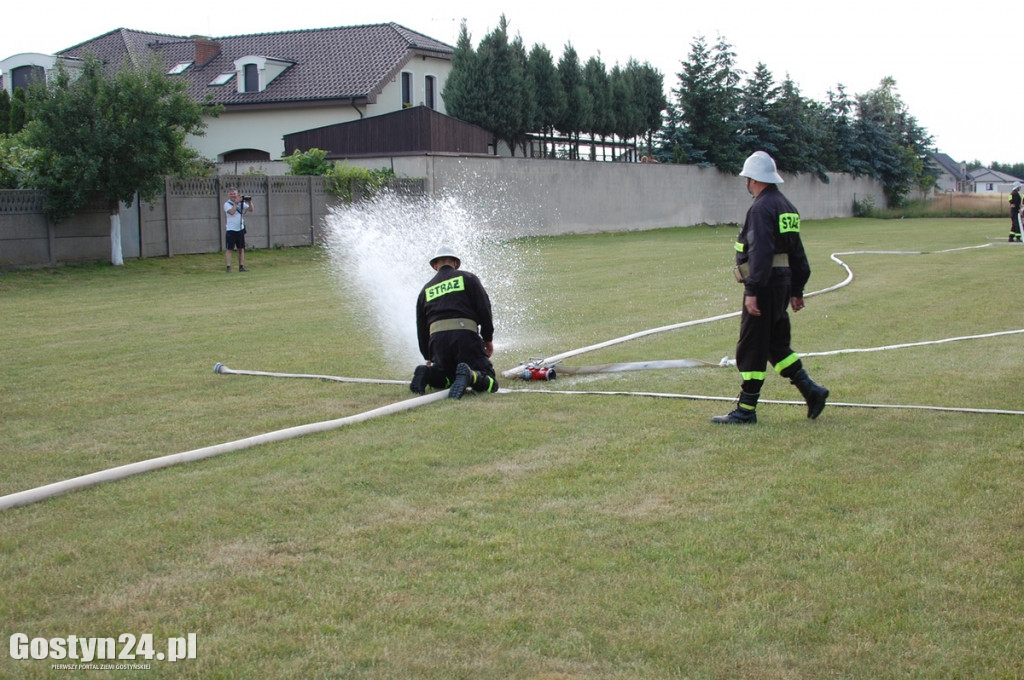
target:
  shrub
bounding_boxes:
[324,162,396,203]
[853,194,876,217]
[0,132,41,189]
[282,148,332,176]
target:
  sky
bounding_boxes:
[2,0,1017,165]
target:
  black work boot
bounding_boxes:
[711,391,759,424]
[790,368,829,419]
[410,365,428,394]
[449,363,476,399]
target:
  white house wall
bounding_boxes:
[186,56,452,161]
[190,105,365,160]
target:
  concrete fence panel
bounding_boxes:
[0,158,886,268]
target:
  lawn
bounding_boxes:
[1,217,1022,679]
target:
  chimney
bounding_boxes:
[191,36,221,66]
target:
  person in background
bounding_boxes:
[410,246,498,399]
[1009,181,1022,243]
[224,188,253,271]
[712,151,829,424]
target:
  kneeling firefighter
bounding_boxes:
[410,246,499,399]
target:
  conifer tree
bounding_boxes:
[0,89,11,134]
[583,56,613,158]
[442,21,487,135]
[610,62,642,155]
[556,44,592,160]
[527,43,567,158]
[10,88,28,134]
[475,16,532,156]
[771,76,824,177]
[673,35,743,171]
[738,62,782,158]
[629,60,667,156]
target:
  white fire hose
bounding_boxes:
[0,386,448,511]
[3,244,1018,511]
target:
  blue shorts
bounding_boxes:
[225,229,246,250]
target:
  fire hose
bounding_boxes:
[3,244,1018,511]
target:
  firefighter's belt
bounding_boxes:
[733,254,790,283]
[430,318,478,334]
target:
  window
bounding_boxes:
[424,75,436,109]
[401,72,413,108]
[11,65,45,90]
[244,64,259,93]
[210,73,234,86]
[168,62,192,75]
[222,149,270,162]
[229,56,291,94]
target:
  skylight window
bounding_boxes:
[209,73,235,86]
[168,62,192,75]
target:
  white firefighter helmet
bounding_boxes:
[429,245,461,268]
[739,151,784,184]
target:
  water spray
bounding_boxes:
[322,188,538,366]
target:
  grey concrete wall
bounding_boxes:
[370,154,887,236]
[0,158,886,268]
[0,190,113,267]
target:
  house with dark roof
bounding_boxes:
[0,24,455,162]
[968,167,1023,194]
[928,152,1024,194]
[929,152,970,193]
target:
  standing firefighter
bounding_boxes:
[410,246,499,399]
[712,151,829,424]
[1009,181,1022,243]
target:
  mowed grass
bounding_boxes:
[1,218,1023,679]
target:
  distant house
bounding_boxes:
[926,153,1023,194]
[0,24,455,162]
[968,167,1023,194]
[929,152,970,193]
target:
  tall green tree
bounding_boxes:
[24,55,214,264]
[854,77,934,205]
[609,63,642,157]
[992,161,1024,177]
[771,76,825,178]
[527,43,567,158]
[556,44,592,160]
[583,56,613,158]
[474,16,532,156]
[630,60,668,156]
[820,84,866,176]
[653,102,694,163]
[9,87,28,134]
[673,35,743,172]
[0,89,11,134]
[441,21,488,136]
[738,62,783,158]
[508,33,537,156]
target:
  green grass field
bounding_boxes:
[1,217,1022,679]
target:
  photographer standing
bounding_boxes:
[224,188,254,272]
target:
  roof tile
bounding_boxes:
[56,23,453,106]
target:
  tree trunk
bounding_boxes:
[109,210,124,266]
